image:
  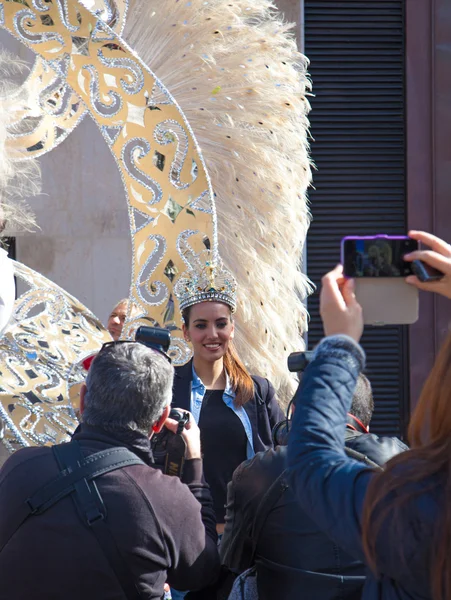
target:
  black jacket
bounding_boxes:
[172,360,284,454]
[0,425,219,600]
[221,432,407,600]
[344,427,408,466]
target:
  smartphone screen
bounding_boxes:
[342,236,418,278]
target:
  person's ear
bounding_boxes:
[182,322,190,342]
[79,384,87,416]
[150,405,171,436]
[230,320,235,339]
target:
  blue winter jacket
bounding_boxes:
[287,335,438,600]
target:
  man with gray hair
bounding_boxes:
[0,342,220,599]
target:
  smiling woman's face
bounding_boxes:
[183,302,234,363]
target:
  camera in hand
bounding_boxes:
[134,327,189,477]
[151,408,190,478]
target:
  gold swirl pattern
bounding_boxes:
[0,0,216,365]
[0,261,110,454]
[6,0,128,158]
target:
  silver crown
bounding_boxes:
[174,252,237,313]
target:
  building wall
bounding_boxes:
[407,0,451,408]
[274,0,302,30]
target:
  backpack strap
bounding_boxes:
[1,441,145,599]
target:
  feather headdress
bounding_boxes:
[124,0,312,402]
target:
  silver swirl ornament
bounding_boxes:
[154,120,196,190]
[97,46,144,95]
[6,0,129,159]
[135,234,168,307]
[14,9,65,47]
[121,138,163,204]
[0,261,111,455]
[81,64,122,116]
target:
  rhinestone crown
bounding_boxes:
[174,251,237,313]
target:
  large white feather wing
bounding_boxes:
[124,0,312,403]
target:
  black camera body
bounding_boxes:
[272,350,313,447]
[135,325,171,355]
[151,408,190,478]
[287,350,314,374]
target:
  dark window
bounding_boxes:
[304,1,408,437]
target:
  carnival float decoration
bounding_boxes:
[0,0,311,455]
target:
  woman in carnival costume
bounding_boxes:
[124,1,311,545]
[172,254,284,534]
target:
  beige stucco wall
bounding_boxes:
[0,0,302,325]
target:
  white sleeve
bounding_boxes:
[0,248,15,335]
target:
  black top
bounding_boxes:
[199,390,248,523]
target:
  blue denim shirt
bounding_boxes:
[191,364,255,460]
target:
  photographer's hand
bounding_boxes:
[164,410,202,460]
[320,264,364,343]
[404,230,451,299]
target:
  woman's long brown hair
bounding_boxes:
[182,305,254,407]
[362,332,451,600]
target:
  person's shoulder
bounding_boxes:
[250,375,275,401]
[251,374,272,388]
[174,360,193,379]
[233,446,286,490]
[0,446,54,488]
[2,445,51,471]
[345,432,408,467]
[128,461,198,503]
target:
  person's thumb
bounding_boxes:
[341,278,358,307]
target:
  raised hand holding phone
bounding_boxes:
[404,231,451,298]
[341,235,419,326]
[320,265,364,343]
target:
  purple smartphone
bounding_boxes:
[341,235,418,278]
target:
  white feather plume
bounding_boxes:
[0,51,40,232]
[124,0,312,404]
